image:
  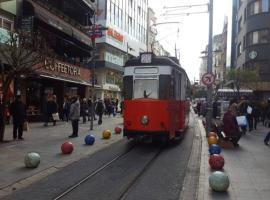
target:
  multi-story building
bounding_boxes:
[94,0,148,100]
[213,19,228,87]
[235,0,270,98]
[1,0,96,121]
[0,1,16,101]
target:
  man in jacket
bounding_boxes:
[95,98,105,125]
[9,95,27,140]
[69,96,80,138]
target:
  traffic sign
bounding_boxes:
[202,73,215,86]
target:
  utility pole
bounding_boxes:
[175,43,177,58]
[90,6,97,131]
[206,0,213,135]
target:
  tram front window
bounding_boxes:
[133,79,158,99]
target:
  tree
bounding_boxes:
[226,68,259,98]
[0,30,54,141]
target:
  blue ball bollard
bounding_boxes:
[209,171,230,192]
[209,144,221,155]
[25,152,41,168]
[85,134,95,145]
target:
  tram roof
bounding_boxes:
[125,55,183,70]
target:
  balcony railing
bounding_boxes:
[32,0,89,35]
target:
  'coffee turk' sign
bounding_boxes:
[44,60,81,76]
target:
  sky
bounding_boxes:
[148,0,232,82]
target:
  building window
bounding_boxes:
[246,29,269,46]
[247,0,269,16]
[237,42,242,56]
[238,16,242,31]
[106,72,115,84]
[2,19,12,31]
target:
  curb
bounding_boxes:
[197,118,208,200]
[0,138,124,198]
[179,113,203,200]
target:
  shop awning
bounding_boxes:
[40,74,92,86]
[27,0,92,47]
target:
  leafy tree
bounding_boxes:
[226,68,259,98]
[0,30,53,141]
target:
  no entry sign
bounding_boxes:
[202,73,215,86]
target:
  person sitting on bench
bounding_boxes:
[222,104,242,147]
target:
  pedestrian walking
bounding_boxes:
[69,96,80,138]
[252,102,260,130]
[63,97,70,122]
[264,132,270,145]
[9,95,27,140]
[115,98,119,114]
[95,98,105,125]
[44,95,58,126]
[81,98,88,123]
[237,96,249,134]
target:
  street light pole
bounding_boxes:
[90,9,96,131]
[206,0,213,135]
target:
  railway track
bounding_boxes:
[53,142,165,200]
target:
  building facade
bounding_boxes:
[1,0,96,121]
[94,0,148,100]
[235,0,270,98]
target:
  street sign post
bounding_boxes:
[202,72,215,86]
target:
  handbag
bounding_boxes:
[23,121,29,131]
[52,113,60,121]
[236,115,247,126]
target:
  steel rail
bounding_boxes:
[53,144,136,200]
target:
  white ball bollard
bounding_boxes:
[24,152,41,168]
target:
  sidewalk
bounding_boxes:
[0,115,123,198]
[198,117,270,200]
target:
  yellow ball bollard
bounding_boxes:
[102,129,111,139]
[208,136,218,145]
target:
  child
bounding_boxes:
[264,132,270,145]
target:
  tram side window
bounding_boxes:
[123,76,133,99]
[175,73,181,100]
[159,75,171,99]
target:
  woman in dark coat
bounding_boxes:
[9,95,27,140]
[223,104,242,147]
[44,95,58,126]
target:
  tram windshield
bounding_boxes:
[133,79,158,99]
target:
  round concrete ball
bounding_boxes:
[209,154,225,170]
[208,136,218,145]
[61,141,74,154]
[209,171,230,192]
[102,129,111,139]
[24,152,41,168]
[85,134,95,145]
[114,126,122,134]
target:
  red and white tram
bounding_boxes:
[123,53,190,141]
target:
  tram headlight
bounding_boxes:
[141,115,149,125]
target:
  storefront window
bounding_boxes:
[26,81,42,116]
[106,72,115,84]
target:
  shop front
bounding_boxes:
[22,60,92,122]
